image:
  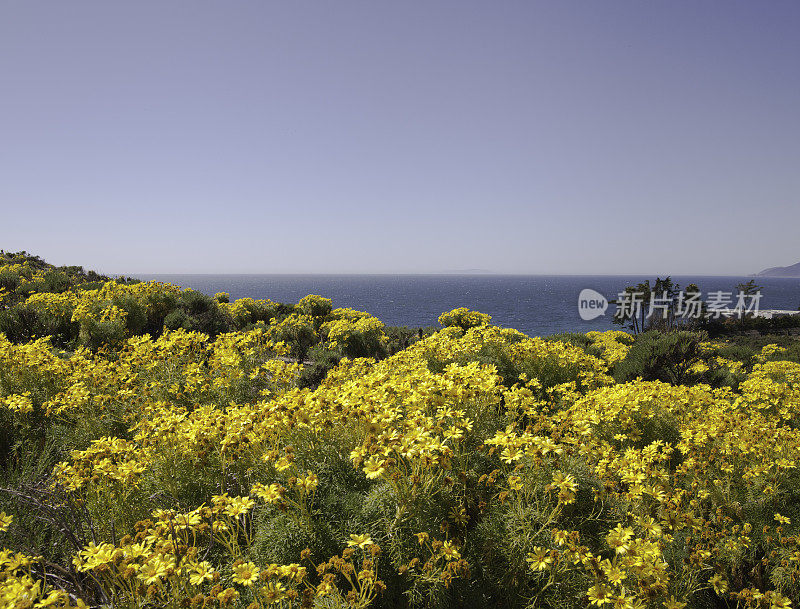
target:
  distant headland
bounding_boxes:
[756,261,800,278]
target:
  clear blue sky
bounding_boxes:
[2,1,799,274]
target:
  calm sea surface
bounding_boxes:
[141,275,800,337]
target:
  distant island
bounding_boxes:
[756,261,800,278]
[435,268,498,274]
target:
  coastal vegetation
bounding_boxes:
[2,252,800,609]
[612,276,800,337]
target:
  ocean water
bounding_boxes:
[141,274,800,337]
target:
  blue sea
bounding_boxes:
[141,275,800,337]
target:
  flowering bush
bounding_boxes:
[1,257,800,608]
[322,314,387,359]
[438,307,492,331]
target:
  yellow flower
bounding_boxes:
[223,495,255,519]
[603,563,626,585]
[440,540,460,561]
[587,583,613,606]
[189,560,216,585]
[217,587,239,605]
[277,563,306,582]
[297,472,319,492]
[232,561,260,586]
[639,517,662,539]
[0,511,13,532]
[362,456,386,479]
[252,482,285,504]
[613,595,635,609]
[274,456,292,472]
[36,589,70,607]
[606,525,634,555]
[526,547,552,571]
[552,529,569,546]
[138,557,170,585]
[774,513,791,525]
[347,534,374,549]
[2,392,34,414]
[76,541,115,571]
[260,581,287,604]
[770,593,792,609]
[709,574,728,595]
[663,596,687,609]
[507,475,523,491]
[551,470,578,504]
[500,446,523,463]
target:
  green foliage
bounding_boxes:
[0,266,23,292]
[298,344,343,389]
[270,313,318,360]
[297,294,333,319]
[228,297,280,330]
[78,316,128,350]
[324,320,387,360]
[614,330,706,384]
[544,332,593,350]
[0,250,117,307]
[164,289,230,336]
[383,326,422,355]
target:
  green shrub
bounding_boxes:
[164,290,230,336]
[297,294,333,319]
[544,332,593,350]
[298,344,343,389]
[614,330,706,385]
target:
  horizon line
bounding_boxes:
[117,271,780,278]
